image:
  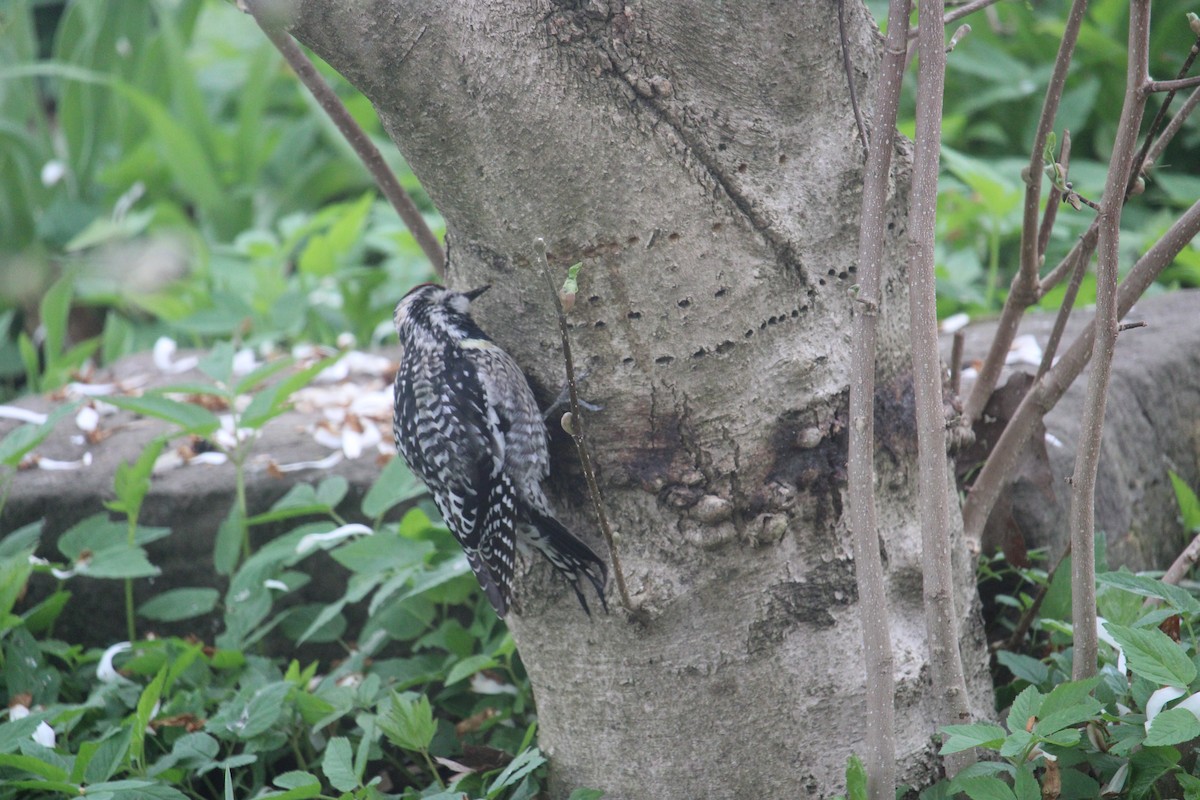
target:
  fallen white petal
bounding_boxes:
[153,336,199,374]
[1097,618,1127,675]
[32,721,55,748]
[189,452,229,466]
[470,672,519,696]
[315,360,350,384]
[336,332,357,350]
[9,704,30,721]
[311,427,345,450]
[41,159,66,187]
[350,390,393,418]
[232,348,260,376]
[0,406,47,424]
[296,524,373,555]
[1006,334,1044,366]
[263,579,289,591]
[272,451,344,473]
[940,312,970,334]
[97,642,132,682]
[1145,686,1186,731]
[1045,432,1063,448]
[65,382,117,397]
[37,453,93,471]
[342,427,364,459]
[153,450,186,474]
[75,406,100,433]
[341,351,394,376]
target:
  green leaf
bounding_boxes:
[363,456,426,518]
[103,394,220,435]
[487,747,546,798]
[39,275,73,377]
[1034,678,1101,735]
[844,755,866,800]
[108,436,167,517]
[996,651,1049,687]
[445,654,498,687]
[322,737,358,792]
[379,691,436,752]
[238,355,339,430]
[1097,570,1200,616]
[998,729,1033,760]
[955,775,1017,800]
[131,665,168,769]
[237,682,293,740]
[214,503,245,577]
[567,790,606,800]
[1012,765,1040,800]
[1145,706,1200,746]
[1169,471,1200,532]
[939,723,1007,754]
[1105,622,1196,687]
[0,404,75,467]
[138,588,219,622]
[1128,745,1180,798]
[0,752,71,782]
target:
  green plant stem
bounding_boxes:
[419,748,445,789]
[236,457,251,564]
[126,513,139,642]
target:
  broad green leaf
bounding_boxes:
[237,682,293,740]
[103,394,220,435]
[939,723,1006,754]
[1097,570,1200,616]
[363,455,426,518]
[138,588,219,622]
[445,654,498,687]
[108,436,167,517]
[1034,678,1101,735]
[998,729,1033,759]
[955,775,1017,800]
[322,737,358,792]
[1145,706,1200,746]
[995,651,1049,687]
[1008,690,1046,738]
[1105,622,1196,688]
[1012,765,1040,800]
[379,691,435,752]
[214,503,245,577]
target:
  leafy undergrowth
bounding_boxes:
[0,346,601,799]
[918,476,1200,800]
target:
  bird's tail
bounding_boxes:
[525,508,609,616]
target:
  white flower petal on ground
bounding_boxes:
[1145,686,1187,732]
[32,721,56,748]
[232,348,260,376]
[0,406,47,424]
[295,524,373,555]
[270,452,343,473]
[75,406,100,433]
[36,453,93,471]
[940,312,970,334]
[1006,334,1044,366]
[97,642,132,682]
[153,337,199,375]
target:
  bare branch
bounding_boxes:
[962,195,1200,548]
[1069,0,1152,682]
[1143,75,1200,94]
[847,0,911,794]
[1160,532,1200,587]
[958,0,1089,434]
[1148,86,1200,164]
[836,0,870,160]
[950,330,965,396]
[909,0,1002,40]
[1035,236,1095,381]
[245,2,446,273]
[1037,130,1072,261]
[1130,33,1200,192]
[910,0,975,773]
[532,239,634,616]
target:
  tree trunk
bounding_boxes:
[284,0,993,795]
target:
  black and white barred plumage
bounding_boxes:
[392,283,608,617]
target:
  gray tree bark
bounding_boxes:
[282,1,993,796]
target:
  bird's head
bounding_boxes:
[393,283,491,344]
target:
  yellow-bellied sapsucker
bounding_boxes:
[392,283,608,617]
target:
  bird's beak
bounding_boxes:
[463,284,491,301]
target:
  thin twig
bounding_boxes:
[962,196,1200,550]
[1068,0,1151,682]
[245,2,446,273]
[836,0,870,160]
[1128,33,1200,196]
[958,0,1089,435]
[1148,86,1200,165]
[847,0,910,794]
[909,0,1002,40]
[997,541,1072,653]
[1117,320,1147,332]
[1144,75,1200,94]
[532,239,633,615]
[1039,224,1100,297]
[1035,236,1095,381]
[911,0,975,773]
[1160,531,1200,587]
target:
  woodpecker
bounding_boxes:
[392,282,608,617]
